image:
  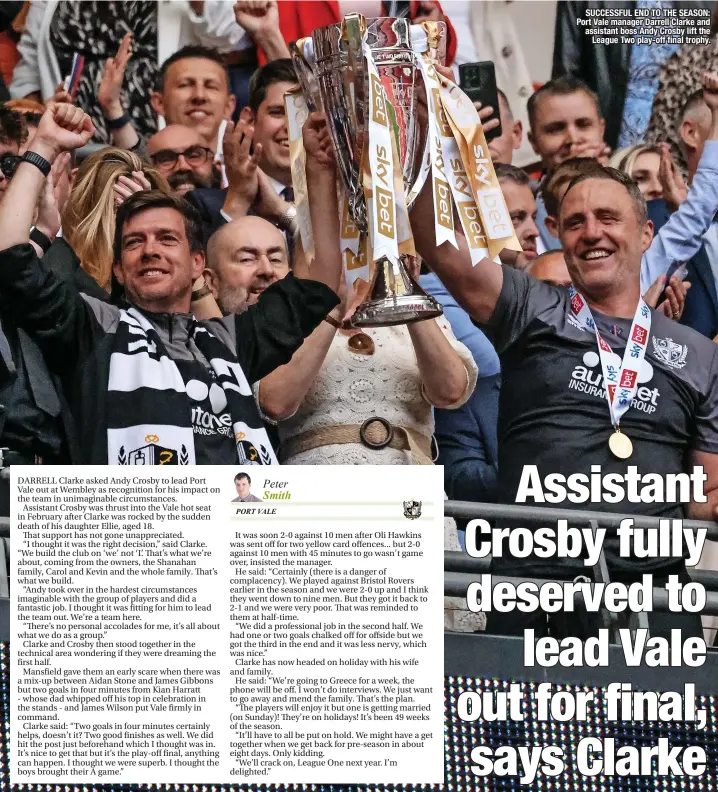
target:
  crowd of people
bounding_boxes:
[0,0,717,641]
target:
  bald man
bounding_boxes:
[526,250,571,288]
[146,124,221,196]
[204,216,290,314]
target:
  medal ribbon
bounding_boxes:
[567,286,652,428]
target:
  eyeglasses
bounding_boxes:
[150,146,213,170]
[0,153,21,179]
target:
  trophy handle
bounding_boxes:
[290,39,321,113]
[341,14,366,146]
[406,20,448,210]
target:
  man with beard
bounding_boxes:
[146,124,222,196]
[204,215,289,314]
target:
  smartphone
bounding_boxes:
[459,61,502,142]
[64,53,85,99]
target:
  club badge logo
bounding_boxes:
[403,499,422,519]
[117,434,189,465]
[651,337,688,370]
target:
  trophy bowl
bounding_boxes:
[294,15,445,327]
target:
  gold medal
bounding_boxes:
[609,429,633,459]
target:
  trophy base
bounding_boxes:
[349,257,444,328]
[350,294,444,327]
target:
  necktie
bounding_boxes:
[282,186,295,203]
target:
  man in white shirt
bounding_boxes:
[190,60,298,240]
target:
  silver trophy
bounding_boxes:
[292,15,445,327]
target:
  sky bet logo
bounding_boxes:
[568,352,659,414]
[620,369,638,389]
[632,325,648,345]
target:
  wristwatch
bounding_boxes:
[277,204,298,235]
[323,311,342,329]
[106,113,131,131]
[191,283,212,302]
[30,226,52,253]
[22,151,52,177]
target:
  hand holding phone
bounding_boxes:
[459,61,502,142]
[64,54,85,100]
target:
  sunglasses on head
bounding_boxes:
[0,153,21,179]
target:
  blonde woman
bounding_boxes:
[60,147,170,293]
[610,142,687,210]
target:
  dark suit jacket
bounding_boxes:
[648,198,718,340]
[45,238,110,301]
[681,247,718,339]
[0,237,109,462]
[185,188,228,241]
[435,372,500,511]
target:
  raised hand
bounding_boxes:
[46,81,74,110]
[112,170,153,207]
[569,140,611,165]
[473,101,501,136]
[35,169,62,240]
[644,272,690,320]
[302,111,335,171]
[658,275,690,321]
[657,142,687,213]
[32,104,95,159]
[98,32,133,119]
[223,119,262,203]
[233,1,280,38]
[702,71,718,111]
[413,1,443,23]
[252,168,290,222]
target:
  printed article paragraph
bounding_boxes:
[11,465,445,785]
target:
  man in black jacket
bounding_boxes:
[552,0,713,149]
[0,103,340,465]
[0,103,79,476]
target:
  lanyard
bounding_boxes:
[567,286,651,442]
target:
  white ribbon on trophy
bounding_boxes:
[363,41,401,269]
[413,28,457,251]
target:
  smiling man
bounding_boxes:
[146,124,220,197]
[411,155,718,641]
[239,59,296,190]
[528,75,608,172]
[0,103,341,466]
[204,216,289,314]
[151,45,236,150]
